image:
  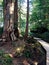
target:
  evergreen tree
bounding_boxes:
[24,0,29,39]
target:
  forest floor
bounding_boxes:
[0,38,46,65]
[0,39,33,65]
[0,41,28,65]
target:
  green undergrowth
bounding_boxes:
[13,38,45,63]
[0,50,13,65]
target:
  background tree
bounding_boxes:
[14,0,19,38]
[18,0,26,36]
[24,0,29,39]
[0,0,49,42]
[30,0,49,31]
[30,0,49,42]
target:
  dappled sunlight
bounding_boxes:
[34,37,49,65]
[0,1,3,27]
[34,37,49,48]
[33,62,38,65]
[10,3,14,14]
[9,53,13,58]
[47,59,49,62]
[47,59,49,65]
[37,40,49,47]
[0,0,3,2]
[38,40,49,48]
[0,0,48,65]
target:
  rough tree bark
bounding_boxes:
[14,0,19,38]
[14,0,18,28]
[24,0,29,39]
[3,0,7,33]
[3,0,17,41]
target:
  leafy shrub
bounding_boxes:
[21,31,25,36]
[0,27,3,35]
[0,50,4,56]
[30,26,48,34]
[0,50,13,65]
[30,31,49,43]
[23,43,45,62]
[41,32,49,42]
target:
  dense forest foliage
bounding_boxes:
[0,0,46,65]
[0,0,49,42]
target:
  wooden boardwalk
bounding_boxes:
[34,37,49,65]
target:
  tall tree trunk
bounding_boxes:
[3,0,17,41]
[14,0,19,38]
[3,0,10,39]
[24,0,29,39]
[3,0,8,37]
[14,0,18,27]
